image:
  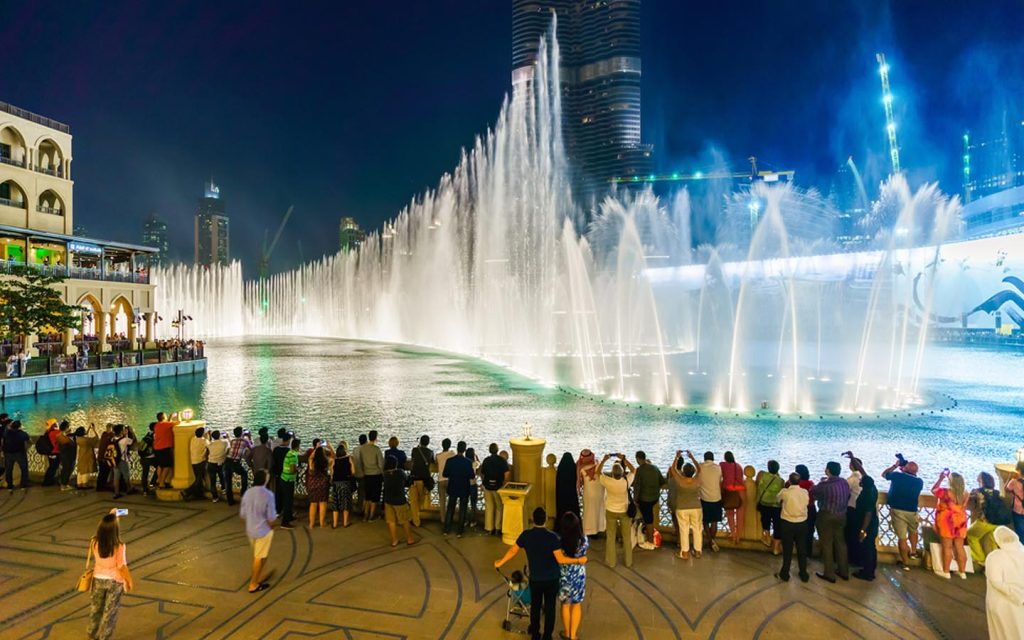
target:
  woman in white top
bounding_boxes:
[775,472,811,583]
[88,509,133,640]
[576,449,606,537]
[597,453,635,569]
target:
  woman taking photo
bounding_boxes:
[721,451,746,544]
[554,512,589,640]
[87,510,133,640]
[755,460,784,553]
[331,441,356,528]
[306,445,332,528]
[669,450,703,559]
[932,469,969,578]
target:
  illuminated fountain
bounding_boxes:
[153,30,970,416]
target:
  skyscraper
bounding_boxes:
[194,179,229,267]
[963,111,1024,204]
[512,0,651,203]
[142,212,169,266]
[339,216,365,253]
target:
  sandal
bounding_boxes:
[248,582,270,593]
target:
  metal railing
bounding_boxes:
[0,196,26,208]
[0,155,26,168]
[34,166,64,178]
[0,101,71,134]
[36,205,64,215]
[0,261,150,285]
[2,346,204,379]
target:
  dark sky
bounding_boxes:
[4,1,1022,273]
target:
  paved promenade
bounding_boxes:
[0,488,987,639]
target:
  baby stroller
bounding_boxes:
[496,566,531,633]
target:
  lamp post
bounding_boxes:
[170,309,193,343]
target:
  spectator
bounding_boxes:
[699,451,724,553]
[555,512,589,640]
[932,470,969,579]
[881,457,924,569]
[271,432,293,523]
[443,441,474,537]
[250,433,274,480]
[720,451,746,545]
[633,451,665,545]
[86,510,133,640]
[353,433,367,510]
[137,423,158,495]
[436,438,454,516]
[153,412,175,489]
[409,435,435,528]
[795,464,817,558]
[467,447,481,526]
[755,459,784,553]
[225,427,253,506]
[556,452,581,523]
[111,425,135,499]
[56,420,77,491]
[844,453,864,566]
[76,424,99,490]
[95,424,115,493]
[495,507,567,640]
[2,420,30,491]
[206,430,229,503]
[811,461,851,583]
[576,449,605,538]
[239,469,276,593]
[849,457,879,581]
[597,453,635,569]
[1004,462,1024,539]
[669,450,703,559]
[385,436,407,469]
[480,442,510,536]
[968,471,1012,569]
[985,526,1024,640]
[307,445,332,528]
[776,471,810,583]
[357,430,385,522]
[186,427,208,499]
[383,456,416,546]
[278,438,301,529]
[42,418,61,486]
[331,441,356,529]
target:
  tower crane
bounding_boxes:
[876,52,901,175]
[258,205,294,279]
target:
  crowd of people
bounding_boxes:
[2,411,1024,640]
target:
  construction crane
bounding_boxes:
[258,205,294,279]
[876,52,901,175]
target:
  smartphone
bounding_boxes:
[115,508,128,517]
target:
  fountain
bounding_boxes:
[152,27,992,416]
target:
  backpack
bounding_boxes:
[982,488,1012,525]
[35,432,54,456]
[102,441,120,468]
[137,433,154,458]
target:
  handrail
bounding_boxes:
[0,101,71,133]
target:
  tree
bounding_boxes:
[0,266,82,350]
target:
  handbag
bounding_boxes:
[722,488,741,510]
[626,484,638,519]
[76,540,94,592]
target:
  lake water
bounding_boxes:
[2,337,1021,481]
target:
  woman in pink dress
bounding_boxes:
[720,451,746,544]
[932,470,969,578]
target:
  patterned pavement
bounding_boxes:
[0,487,988,639]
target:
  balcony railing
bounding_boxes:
[34,165,64,177]
[0,155,26,168]
[36,205,64,216]
[0,197,26,209]
[0,101,71,134]
[1,260,150,285]
[4,345,205,379]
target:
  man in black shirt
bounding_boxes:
[383,457,416,546]
[442,441,474,537]
[496,507,577,640]
[409,435,434,527]
[480,443,510,536]
[271,432,293,528]
[3,420,30,491]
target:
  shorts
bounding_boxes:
[363,475,383,503]
[701,499,723,524]
[154,448,173,468]
[891,508,918,539]
[637,500,657,525]
[250,530,273,559]
[385,502,411,525]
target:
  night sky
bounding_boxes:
[4,1,1021,273]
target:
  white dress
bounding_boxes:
[581,473,606,536]
[986,527,1024,640]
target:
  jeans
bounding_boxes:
[528,578,558,640]
[484,488,503,532]
[605,510,633,568]
[187,462,206,498]
[112,460,131,495]
[816,511,849,579]
[225,459,248,504]
[87,578,124,640]
[207,462,225,497]
[140,458,158,492]
[43,455,60,485]
[4,451,28,487]
[444,493,468,534]
[675,507,703,553]
[278,479,295,523]
[778,519,809,578]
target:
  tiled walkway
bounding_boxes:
[0,488,988,639]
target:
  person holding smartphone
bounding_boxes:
[597,452,635,569]
[87,509,133,639]
[932,468,969,578]
[881,455,923,569]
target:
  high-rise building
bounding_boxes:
[194,179,229,267]
[830,158,869,249]
[512,0,652,204]
[963,111,1024,204]
[339,216,365,252]
[142,212,169,266]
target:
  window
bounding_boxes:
[0,182,9,200]
[0,143,10,159]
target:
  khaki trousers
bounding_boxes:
[484,489,503,532]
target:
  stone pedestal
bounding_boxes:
[509,436,545,518]
[172,420,206,490]
[498,482,532,545]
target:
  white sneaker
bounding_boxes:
[957,572,967,579]
[711,540,720,552]
[937,571,951,579]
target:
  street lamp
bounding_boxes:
[170,309,193,342]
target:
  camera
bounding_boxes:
[895,453,907,467]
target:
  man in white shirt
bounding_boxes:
[844,455,864,566]
[435,438,455,517]
[206,430,230,503]
[698,451,724,552]
[776,472,811,583]
[185,427,208,499]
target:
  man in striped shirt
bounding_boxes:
[811,461,851,583]
[226,427,253,506]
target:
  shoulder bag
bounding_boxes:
[76,540,94,592]
[414,448,436,491]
